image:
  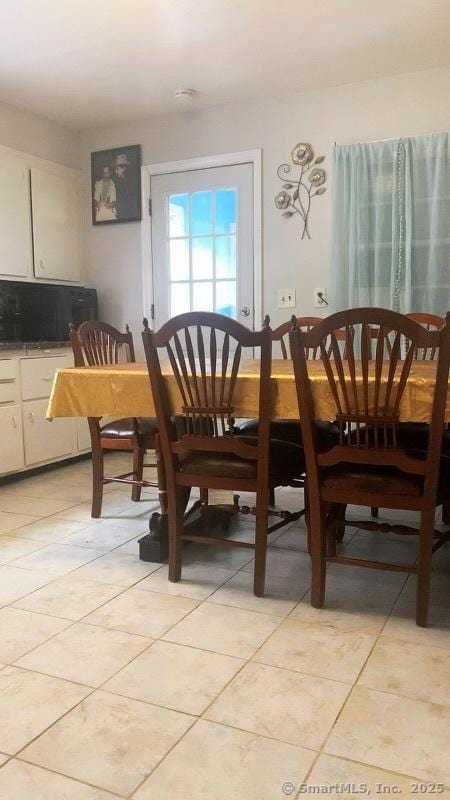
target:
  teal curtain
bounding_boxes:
[330,132,450,315]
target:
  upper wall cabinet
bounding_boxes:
[0,159,33,278]
[30,167,81,282]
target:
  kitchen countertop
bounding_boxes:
[0,341,70,352]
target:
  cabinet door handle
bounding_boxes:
[11,415,17,429]
[28,412,34,423]
[41,376,53,382]
[0,377,15,384]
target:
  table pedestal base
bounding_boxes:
[138,495,239,563]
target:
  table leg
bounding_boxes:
[138,444,237,562]
[138,441,183,562]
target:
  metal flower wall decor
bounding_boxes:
[274,143,327,239]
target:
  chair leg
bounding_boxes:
[200,488,209,505]
[131,446,144,502]
[310,503,327,609]
[155,437,168,515]
[168,486,184,583]
[416,508,435,627]
[304,488,311,554]
[91,444,104,518]
[326,504,337,557]
[335,503,347,543]
[269,488,275,506]
[443,502,450,525]
[371,506,379,518]
[254,490,269,597]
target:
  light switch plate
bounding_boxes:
[278,288,296,308]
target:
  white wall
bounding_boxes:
[80,66,450,338]
[0,99,79,169]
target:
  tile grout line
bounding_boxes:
[316,571,409,754]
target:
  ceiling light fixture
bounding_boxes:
[174,88,197,105]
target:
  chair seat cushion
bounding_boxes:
[397,422,450,455]
[237,419,339,450]
[322,465,424,496]
[178,436,304,484]
[322,459,450,499]
[100,417,158,440]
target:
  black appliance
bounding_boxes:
[62,287,99,332]
[0,281,98,343]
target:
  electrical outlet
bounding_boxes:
[278,288,296,309]
[313,287,328,308]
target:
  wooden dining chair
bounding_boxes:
[290,308,450,627]
[70,320,158,517]
[238,316,338,442]
[402,313,448,522]
[141,311,303,596]
[237,316,340,505]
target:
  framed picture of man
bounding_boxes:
[91,145,141,225]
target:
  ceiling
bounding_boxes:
[0,0,449,129]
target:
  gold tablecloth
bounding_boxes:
[47,359,450,423]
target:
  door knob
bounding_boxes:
[240,307,251,317]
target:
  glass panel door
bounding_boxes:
[150,163,253,330]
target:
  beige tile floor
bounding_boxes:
[0,451,448,799]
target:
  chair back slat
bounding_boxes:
[345,324,359,414]
[166,342,188,406]
[184,327,201,408]
[172,332,194,407]
[209,327,218,435]
[220,334,230,399]
[290,308,450,477]
[383,331,401,417]
[69,320,135,367]
[319,339,343,415]
[360,322,370,417]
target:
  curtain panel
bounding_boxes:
[330,132,449,315]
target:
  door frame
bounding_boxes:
[140,150,262,329]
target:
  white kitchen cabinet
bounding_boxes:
[0,159,32,277]
[30,167,81,282]
[0,359,20,403]
[20,354,72,401]
[23,398,75,466]
[0,349,89,478]
[77,417,92,451]
[0,404,24,474]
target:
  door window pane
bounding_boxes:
[169,194,189,236]
[215,236,236,279]
[215,281,236,318]
[192,237,213,280]
[169,238,190,281]
[193,281,213,311]
[191,191,212,235]
[215,189,237,233]
[170,282,190,317]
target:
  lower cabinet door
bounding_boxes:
[77,418,92,452]
[23,399,75,466]
[0,405,24,475]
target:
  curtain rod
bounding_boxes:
[334,130,448,147]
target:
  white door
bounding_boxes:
[0,159,32,278]
[30,168,81,282]
[150,164,254,330]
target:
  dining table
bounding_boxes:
[48,358,448,422]
[47,358,450,561]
